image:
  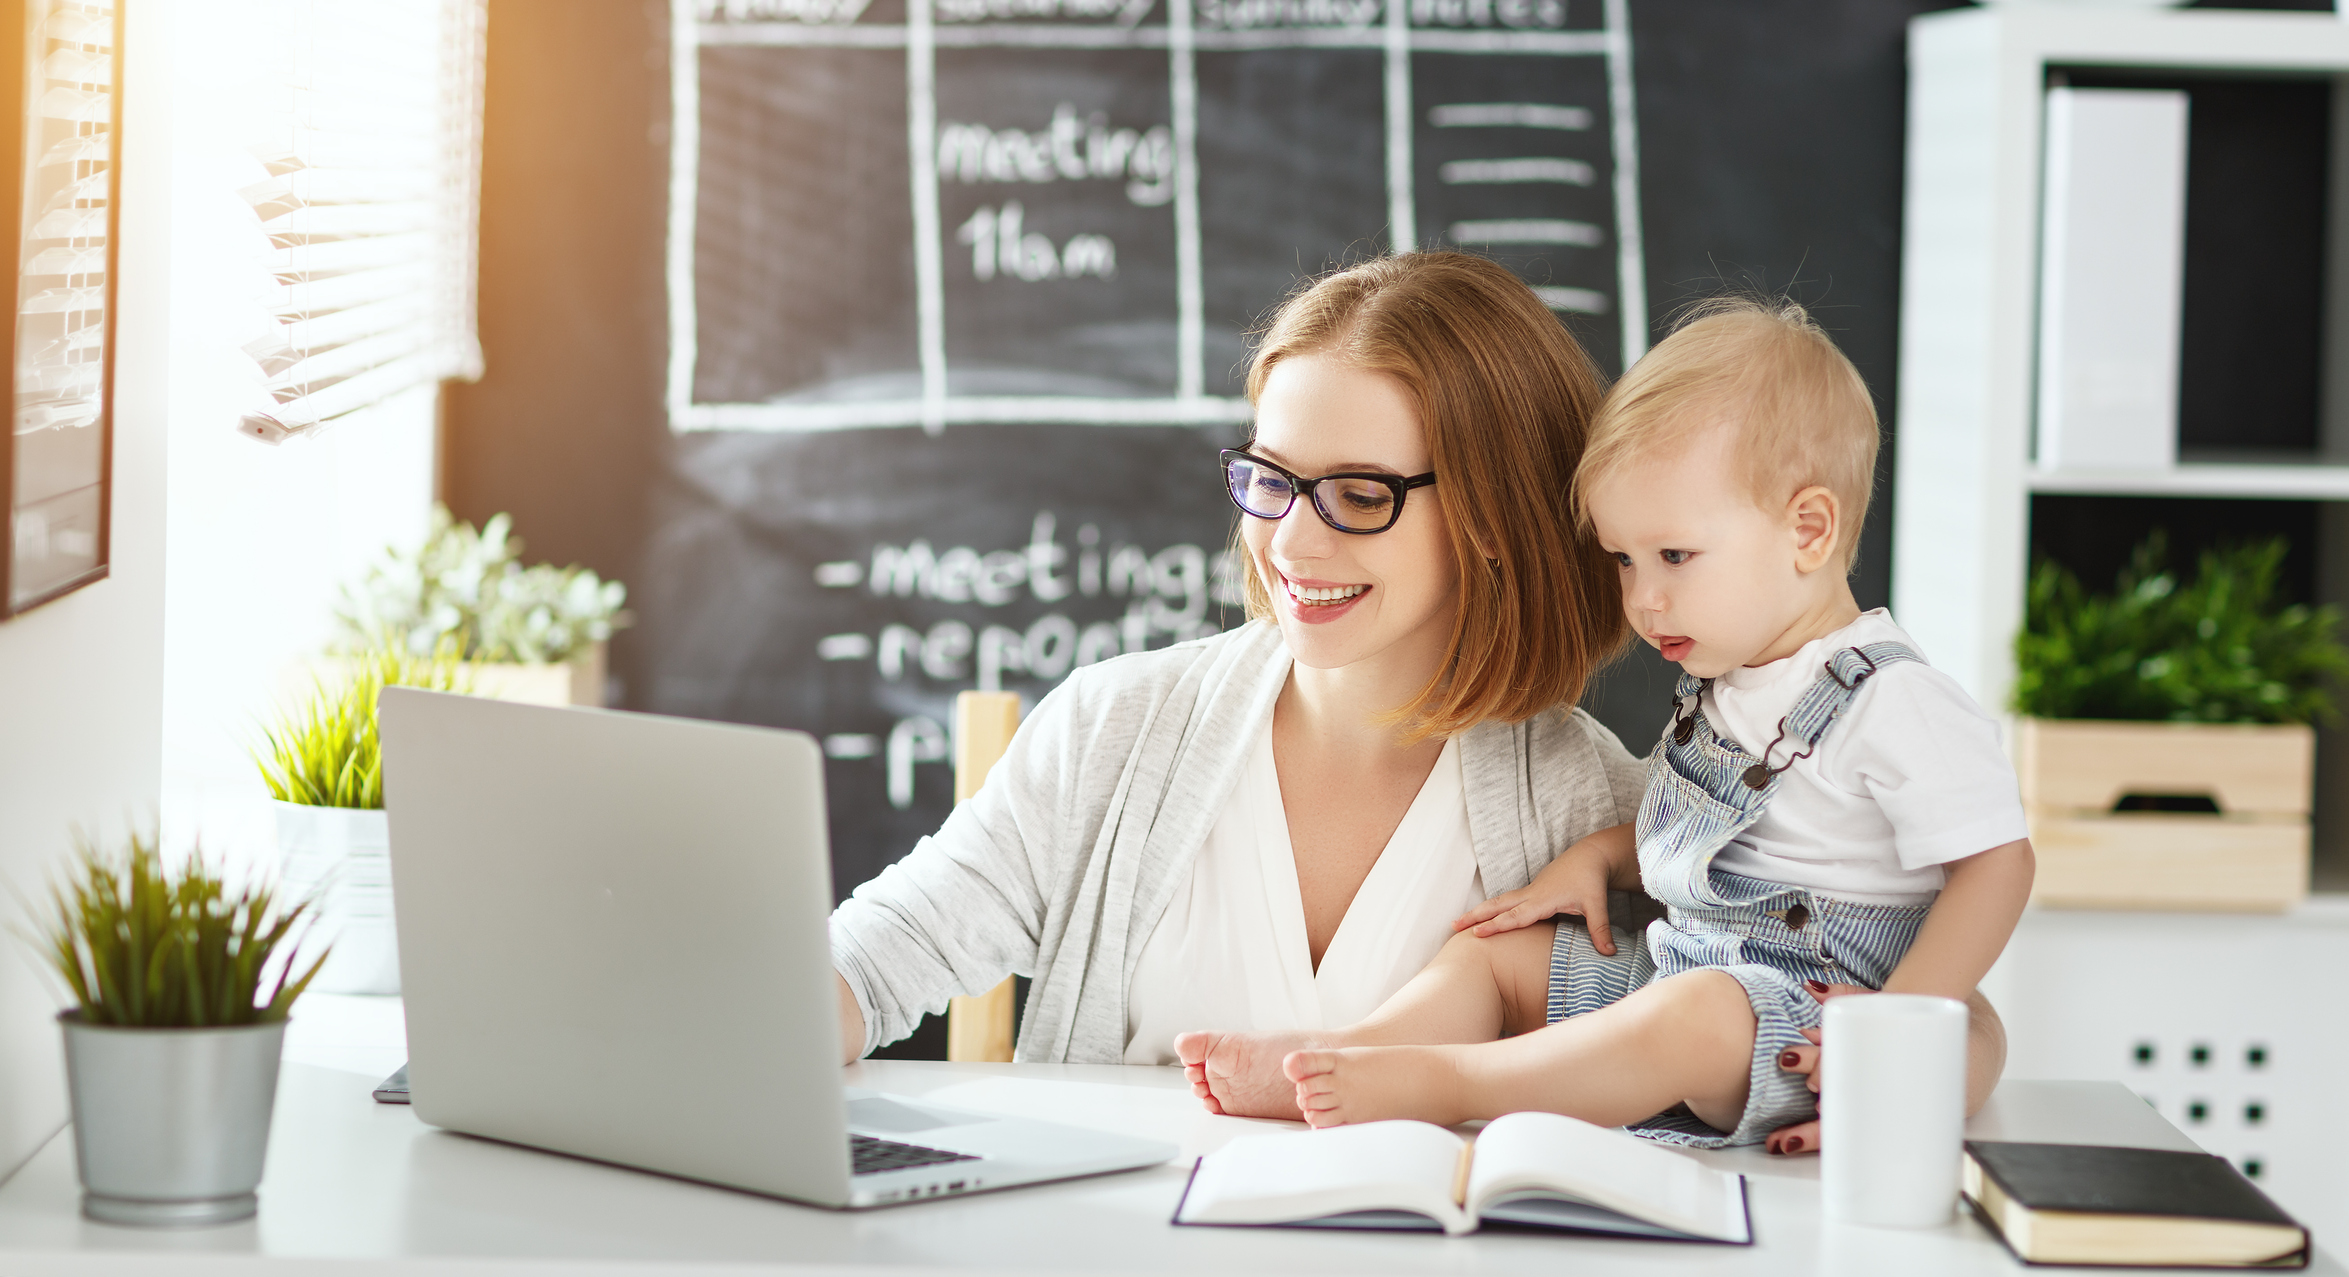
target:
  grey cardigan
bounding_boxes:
[829,621,1648,1062]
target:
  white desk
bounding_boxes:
[0,1061,2333,1276]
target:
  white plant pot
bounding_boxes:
[271,801,398,994]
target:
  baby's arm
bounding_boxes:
[1881,838,2035,1001]
[1453,821,1638,953]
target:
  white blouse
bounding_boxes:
[1122,724,1485,1065]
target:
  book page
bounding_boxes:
[1467,1112,1749,1243]
[1176,1121,1472,1234]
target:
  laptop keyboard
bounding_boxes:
[850,1132,980,1176]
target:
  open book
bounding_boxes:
[1172,1112,1751,1243]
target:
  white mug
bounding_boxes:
[1821,993,1969,1228]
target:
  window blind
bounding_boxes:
[6,0,117,613]
[14,0,114,438]
[230,0,486,444]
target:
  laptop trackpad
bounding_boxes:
[847,1096,981,1134]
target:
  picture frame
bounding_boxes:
[0,0,119,618]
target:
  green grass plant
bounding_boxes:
[32,829,326,1027]
[2014,533,2349,724]
[256,641,468,810]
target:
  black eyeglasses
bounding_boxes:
[1220,448,1437,535]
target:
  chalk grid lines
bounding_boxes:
[667,0,1645,433]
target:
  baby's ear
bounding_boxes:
[1787,485,1841,573]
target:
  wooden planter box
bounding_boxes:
[2015,718,2312,913]
[465,641,607,707]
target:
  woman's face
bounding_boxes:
[1242,352,1461,676]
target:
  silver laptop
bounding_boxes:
[377,687,1175,1208]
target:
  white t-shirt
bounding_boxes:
[1122,725,1484,1065]
[1698,610,2029,906]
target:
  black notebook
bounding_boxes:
[1963,1141,2309,1269]
[1171,1113,1751,1243]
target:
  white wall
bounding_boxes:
[0,0,171,1182]
[0,0,443,1184]
[158,0,437,877]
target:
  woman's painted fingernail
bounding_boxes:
[1784,1135,1803,1152]
[1804,979,1829,993]
[1780,1050,1802,1068]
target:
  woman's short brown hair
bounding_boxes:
[1240,252,1626,738]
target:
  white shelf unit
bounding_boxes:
[1980,899,2349,1242]
[2028,464,2349,501]
[1899,11,2349,1217]
[1891,7,2349,714]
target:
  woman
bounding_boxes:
[828,251,1644,1065]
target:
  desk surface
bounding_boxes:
[0,1061,2332,1276]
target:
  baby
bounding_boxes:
[1176,298,2035,1149]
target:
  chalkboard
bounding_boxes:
[655,0,1647,892]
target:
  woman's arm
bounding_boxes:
[1882,839,2035,1002]
[828,677,1095,1059]
[835,972,866,1067]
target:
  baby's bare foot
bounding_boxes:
[1175,1030,1328,1119]
[1284,1046,1474,1129]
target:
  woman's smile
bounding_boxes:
[1282,571,1371,620]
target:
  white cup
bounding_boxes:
[1821,993,1969,1228]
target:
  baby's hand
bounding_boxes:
[1452,836,1620,954]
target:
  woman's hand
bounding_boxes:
[1452,822,1636,953]
[835,971,867,1066]
[1762,979,1860,1155]
[1765,982,2009,1156]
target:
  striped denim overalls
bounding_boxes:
[1544,641,1936,1148]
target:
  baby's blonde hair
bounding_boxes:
[1575,296,1879,570]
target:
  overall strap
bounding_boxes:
[1738,641,1920,790]
[1665,669,1709,747]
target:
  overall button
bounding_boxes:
[1674,717,1696,746]
[1742,764,1771,790]
[1783,903,1809,932]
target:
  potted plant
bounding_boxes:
[334,505,630,706]
[2012,534,2349,911]
[255,642,464,994]
[30,829,325,1225]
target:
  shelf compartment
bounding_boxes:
[2026,464,2349,501]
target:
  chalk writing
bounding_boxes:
[861,517,1227,623]
[885,716,949,808]
[937,104,1174,207]
[937,0,1156,22]
[825,510,1245,805]
[1439,157,1593,185]
[1430,102,1590,130]
[1447,217,1601,245]
[1409,0,1565,27]
[1194,0,1380,28]
[697,0,873,23]
[957,203,1116,281]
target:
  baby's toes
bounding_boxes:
[1174,1031,1213,1066]
[1297,1092,1345,1128]
[1281,1048,1337,1083]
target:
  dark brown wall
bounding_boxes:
[443,0,669,705]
